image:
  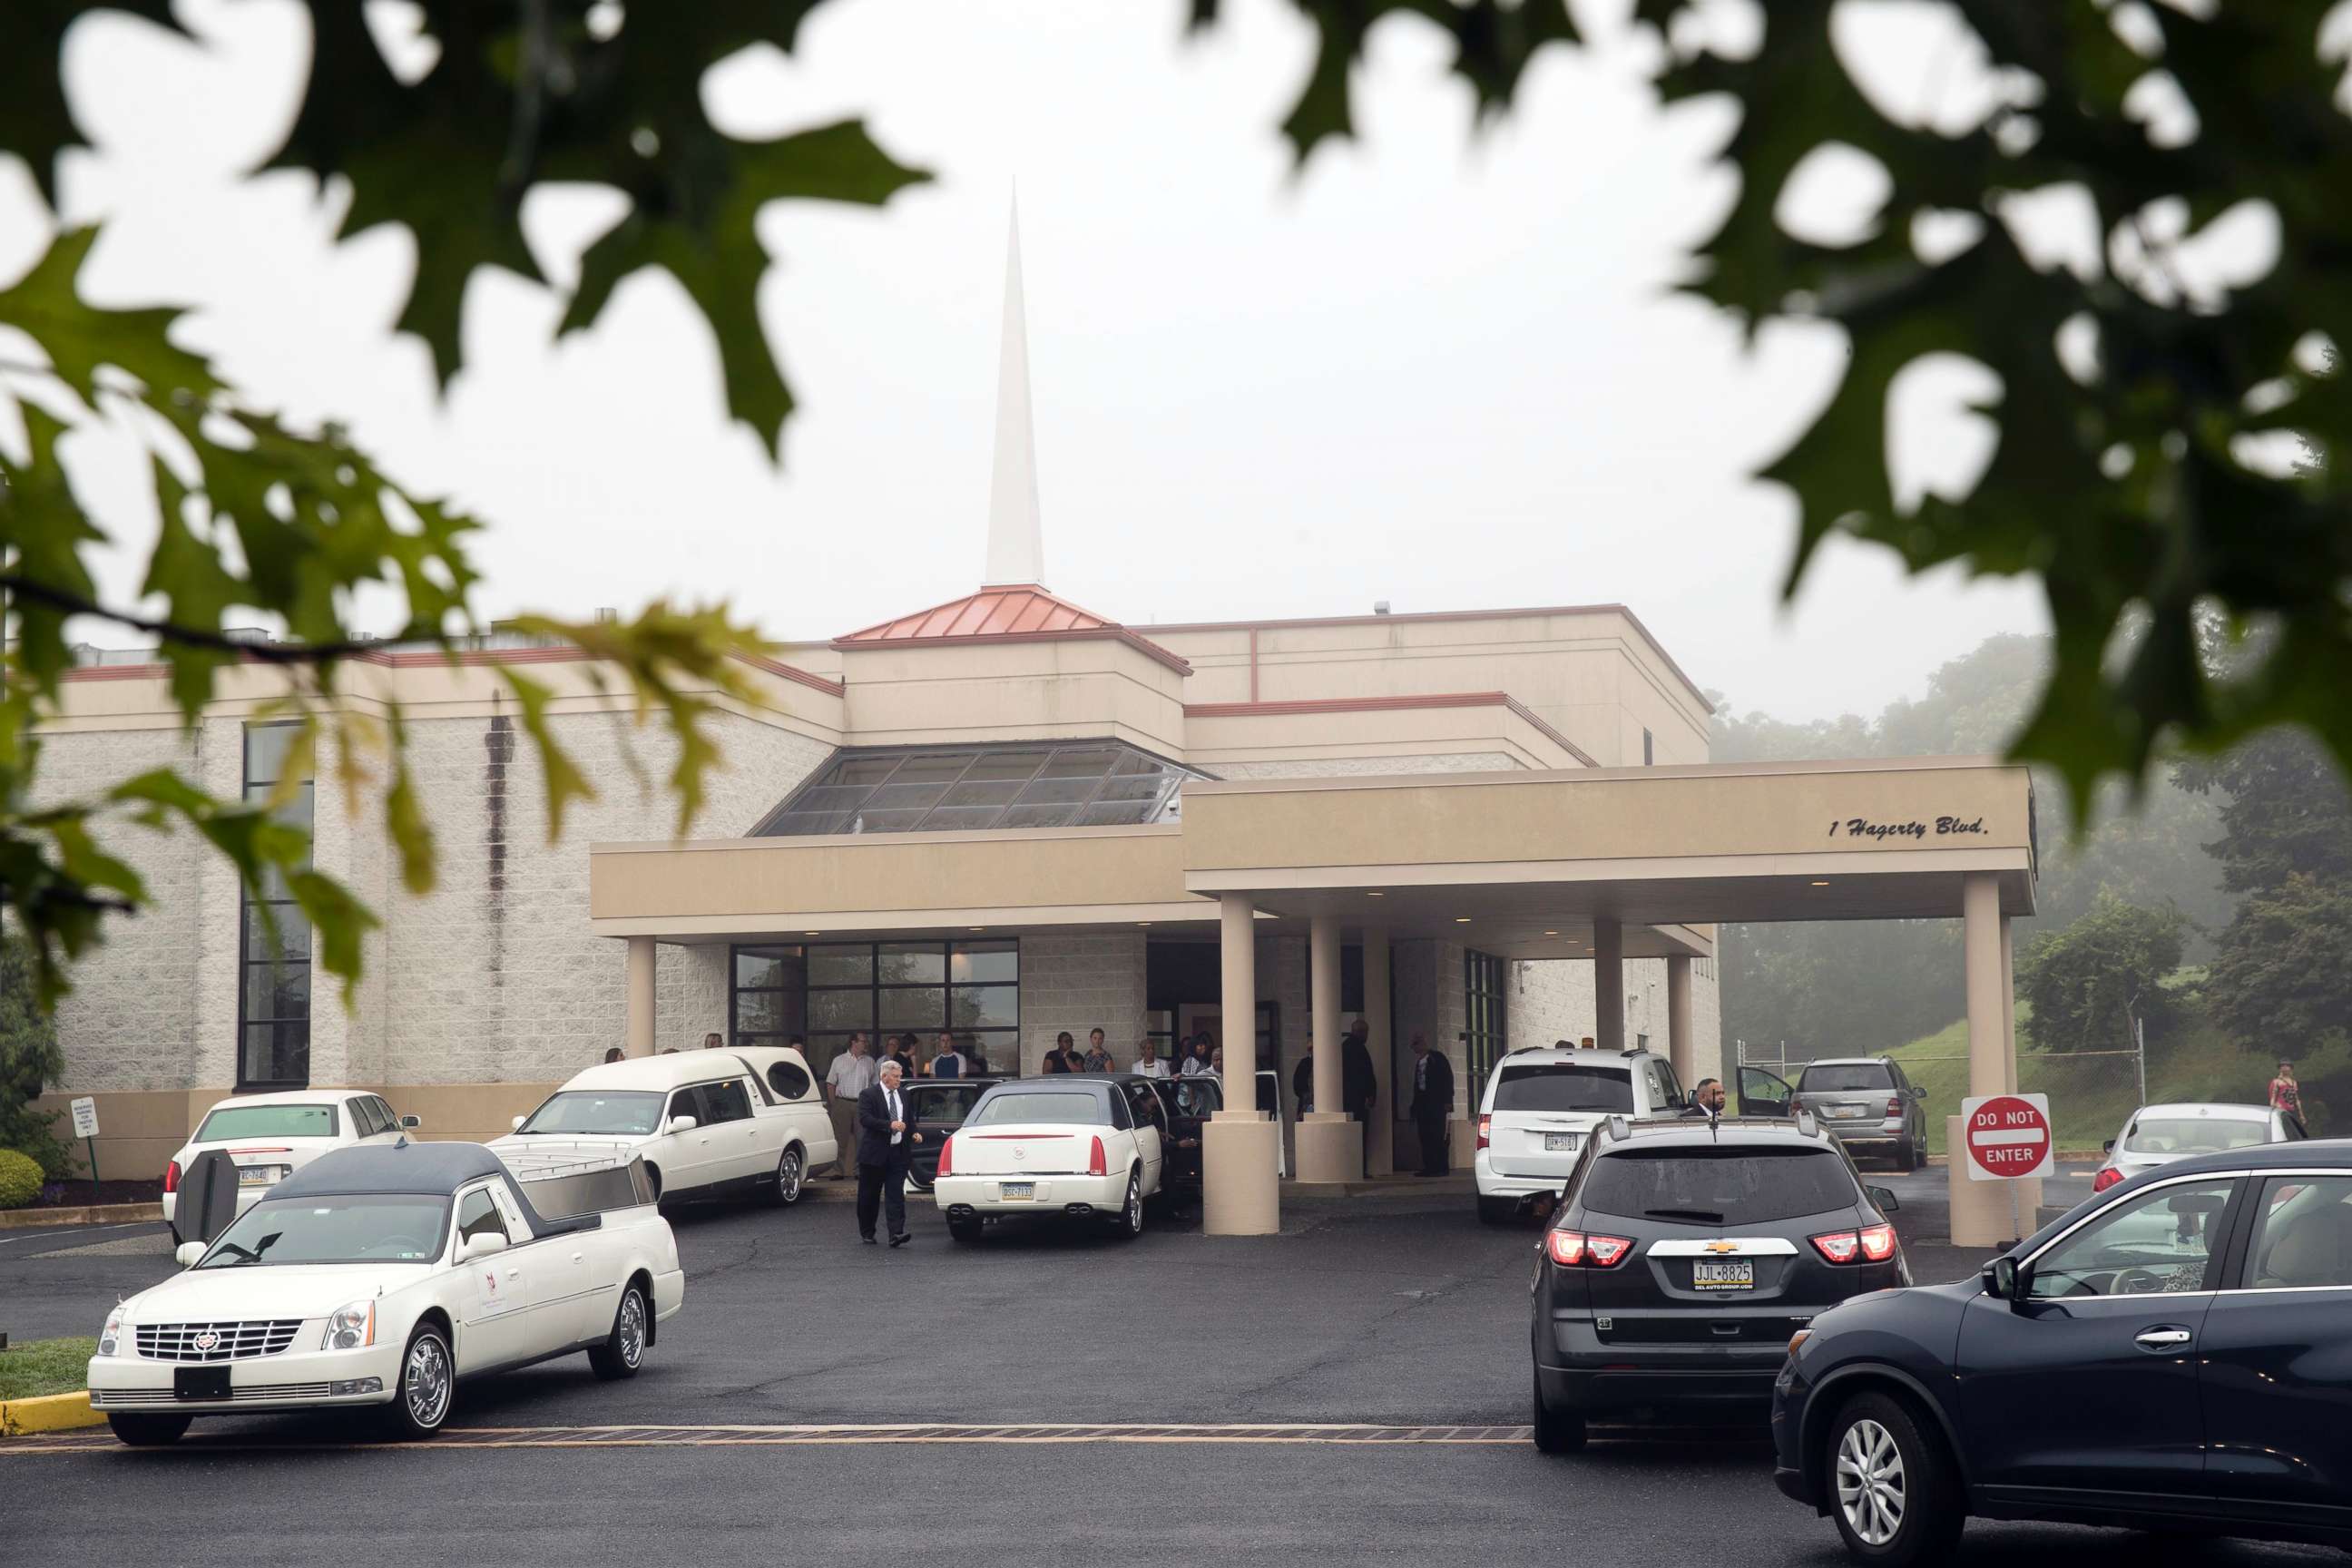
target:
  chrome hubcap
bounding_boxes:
[405,1336,452,1428]
[1127,1179,1142,1231]
[1836,1418,1906,1546]
[619,1290,646,1367]
[778,1151,802,1201]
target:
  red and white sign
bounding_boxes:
[1962,1093,2053,1182]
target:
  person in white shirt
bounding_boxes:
[1133,1039,1171,1079]
[822,1034,876,1179]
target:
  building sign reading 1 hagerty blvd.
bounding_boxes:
[1828,816,1989,841]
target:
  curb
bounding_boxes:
[0,1390,103,1436]
[0,1202,162,1231]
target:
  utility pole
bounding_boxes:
[2125,987,2148,1107]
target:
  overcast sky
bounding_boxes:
[1,0,2064,721]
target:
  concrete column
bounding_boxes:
[2000,917,2018,1094]
[1666,955,1695,1089]
[1365,926,1394,1177]
[1297,914,1363,1183]
[625,937,656,1058]
[1206,894,1279,1235]
[1950,871,2018,1245]
[1592,917,1624,1054]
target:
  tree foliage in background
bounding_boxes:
[2177,729,2352,895]
[0,935,67,1175]
[2205,876,2352,1049]
[0,3,932,1004]
[2015,890,2186,1054]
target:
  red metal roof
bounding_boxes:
[837,585,1191,673]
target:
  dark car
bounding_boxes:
[1530,1115,1906,1452]
[1149,1074,1221,1192]
[1772,1139,2352,1565]
[901,1078,998,1191]
[1792,1056,1929,1171]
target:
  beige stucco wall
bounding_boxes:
[836,638,1188,757]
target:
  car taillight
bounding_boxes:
[163,1160,180,1193]
[935,1134,953,1178]
[1886,1097,1903,1118]
[2092,1166,2123,1193]
[1476,1115,1491,1151]
[1810,1230,1863,1264]
[1088,1135,1107,1177]
[1544,1230,1632,1268]
[1858,1223,1897,1262]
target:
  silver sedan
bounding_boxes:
[2093,1101,2304,1192]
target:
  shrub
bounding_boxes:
[0,1148,44,1210]
[0,936,67,1179]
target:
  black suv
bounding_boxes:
[1530,1115,1907,1451]
[1773,1139,2352,1565]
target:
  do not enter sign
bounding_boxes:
[1962,1093,2053,1182]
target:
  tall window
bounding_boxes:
[1464,949,1509,1099]
[731,940,1019,1079]
[237,724,312,1088]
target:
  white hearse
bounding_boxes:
[89,1141,683,1444]
[162,1089,420,1229]
[492,1046,835,1207]
[931,1074,1167,1242]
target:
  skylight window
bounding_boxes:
[754,742,1203,836]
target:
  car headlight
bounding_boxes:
[322,1299,376,1351]
[99,1305,125,1358]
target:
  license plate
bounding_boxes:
[174,1366,231,1401]
[237,1166,280,1186]
[999,1181,1035,1200]
[1544,1132,1580,1152]
[1692,1260,1755,1290]
[1828,1106,1867,1118]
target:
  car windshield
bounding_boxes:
[1494,1065,1633,1114]
[192,1104,338,1142]
[967,1092,1105,1128]
[2124,1114,2270,1154]
[1798,1065,1894,1093]
[196,1192,449,1267]
[515,1091,666,1137]
[1578,1148,1858,1225]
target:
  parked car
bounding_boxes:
[89,1141,683,1445]
[901,1078,998,1191]
[932,1074,1166,1242]
[1475,1046,1686,1223]
[1773,1138,2352,1564]
[1791,1056,1929,1171]
[2092,1101,2303,1192]
[162,1090,419,1231]
[492,1046,834,1207]
[1530,1112,1906,1453]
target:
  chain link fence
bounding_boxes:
[1737,1041,2150,1157]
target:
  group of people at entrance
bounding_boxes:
[1040,1027,1220,1079]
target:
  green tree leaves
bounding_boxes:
[2016,890,2188,1054]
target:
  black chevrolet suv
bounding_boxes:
[1530,1114,1907,1452]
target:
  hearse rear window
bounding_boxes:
[194,1104,338,1142]
[1579,1149,1857,1226]
[967,1093,1104,1128]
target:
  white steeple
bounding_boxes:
[983,197,1045,588]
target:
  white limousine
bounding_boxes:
[89,1141,684,1444]
[932,1075,1169,1242]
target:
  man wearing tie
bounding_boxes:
[856,1059,920,1247]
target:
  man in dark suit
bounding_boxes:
[856,1060,919,1246]
[1340,1018,1378,1176]
[1407,1033,1455,1177]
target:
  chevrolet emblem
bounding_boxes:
[1703,1240,1740,1255]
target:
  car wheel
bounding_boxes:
[644,1164,664,1201]
[383,1322,456,1440]
[1826,1392,1964,1567]
[766,1146,805,1208]
[107,1413,191,1447]
[1893,1139,1917,1174]
[947,1216,984,1244]
[1531,1369,1586,1454]
[588,1282,651,1380]
[1477,1197,1514,1226]
[1108,1171,1144,1239]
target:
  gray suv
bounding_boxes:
[1790,1056,1927,1171]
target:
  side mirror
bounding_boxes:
[2102,1139,2114,1155]
[668,1114,699,1134]
[175,1241,206,1269]
[1910,1086,1927,1101]
[1982,1256,2020,1300]
[511,1115,527,1132]
[456,1230,509,1264]
[1867,1185,1900,1213]
[400,1114,422,1130]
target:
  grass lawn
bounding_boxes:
[0,1338,96,1402]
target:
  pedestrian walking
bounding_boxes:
[856,1059,919,1247]
[2270,1060,2306,1128]
[822,1034,877,1179]
[1407,1034,1455,1177]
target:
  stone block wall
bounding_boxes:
[1017,929,1147,1073]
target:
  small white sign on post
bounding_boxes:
[69,1096,99,1140]
[1961,1093,2053,1182]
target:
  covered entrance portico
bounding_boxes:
[588,757,2038,1248]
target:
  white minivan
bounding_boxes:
[1474,1046,1685,1223]
[492,1046,835,1207]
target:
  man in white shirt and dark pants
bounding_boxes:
[855,1059,919,1247]
[822,1034,876,1179]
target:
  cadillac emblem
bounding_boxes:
[191,1330,220,1352]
